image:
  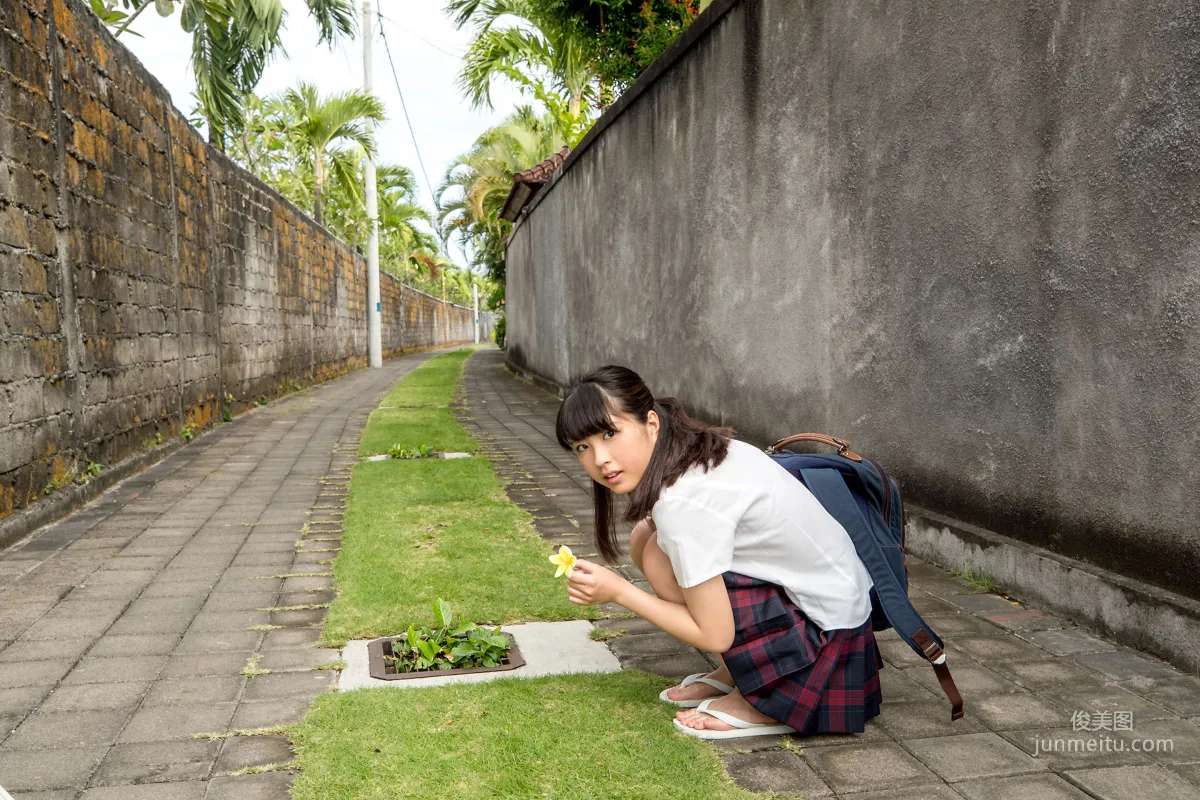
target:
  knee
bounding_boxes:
[629,516,654,573]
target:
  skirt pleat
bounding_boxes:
[720,571,884,734]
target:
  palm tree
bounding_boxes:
[439,106,567,282]
[447,0,596,119]
[99,0,355,150]
[274,83,386,227]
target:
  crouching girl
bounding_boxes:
[556,365,883,740]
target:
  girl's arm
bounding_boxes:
[568,560,735,653]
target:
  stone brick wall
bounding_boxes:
[0,0,496,522]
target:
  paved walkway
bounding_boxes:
[454,348,1200,800]
[0,348,450,799]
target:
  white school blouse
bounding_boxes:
[650,438,874,631]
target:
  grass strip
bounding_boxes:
[359,407,477,457]
[321,458,594,646]
[289,672,758,800]
[358,349,479,457]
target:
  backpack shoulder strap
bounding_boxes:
[801,467,965,721]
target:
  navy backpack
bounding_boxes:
[764,433,964,721]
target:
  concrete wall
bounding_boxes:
[0,0,496,522]
[505,0,1200,601]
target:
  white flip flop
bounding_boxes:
[658,672,736,708]
[672,697,796,740]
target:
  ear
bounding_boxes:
[647,409,661,436]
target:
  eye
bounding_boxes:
[603,430,615,439]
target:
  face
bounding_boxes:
[570,408,660,494]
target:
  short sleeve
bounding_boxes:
[651,493,737,588]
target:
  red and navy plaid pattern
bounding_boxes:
[721,571,883,734]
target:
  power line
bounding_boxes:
[377,11,461,60]
[376,13,439,213]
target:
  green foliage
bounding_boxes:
[539,0,707,89]
[387,443,435,460]
[385,599,513,673]
[493,316,506,349]
[84,461,102,479]
[93,0,355,151]
[439,106,566,284]
[180,423,196,441]
[949,562,997,593]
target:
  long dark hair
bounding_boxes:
[554,365,736,562]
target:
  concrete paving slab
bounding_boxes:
[903,731,1046,782]
[213,735,294,774]
[3,709,131,749]
[0,746,107,791]
[1072,650,1180,680]
[118,702,238,743]
[1026,628,1120,655]
[1063,764,1200,800]
[720,750,833,796]
[38,681,150,713]
[953,773,1094,799]
[88,739,221,786]
[203,772,294,800]
[339,621,621,691]
[993,727,1153,770]
[803,741,941,794]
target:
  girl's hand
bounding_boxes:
[566,559,628,606]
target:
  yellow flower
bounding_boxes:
[549,545,576,578]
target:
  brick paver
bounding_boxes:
[453,347,1200,800]
[0,348,454,799]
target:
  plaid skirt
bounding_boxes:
[721,571,884,734]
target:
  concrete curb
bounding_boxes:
[907,504,1200,675]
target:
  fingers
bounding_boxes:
[573,559,596,574]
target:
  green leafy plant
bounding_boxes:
[387,443,435,460]
[180,423,196,442]
[384,599,512,673]
[493,317,506,349]
[74,461,103,485]
[257,396,269,407]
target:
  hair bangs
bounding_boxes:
[555,382,619,450]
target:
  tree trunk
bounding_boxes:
[569,92,581,118]
[313,152,324,226]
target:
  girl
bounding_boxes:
[555,365,883,740]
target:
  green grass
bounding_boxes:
[289,672,759,800]
[948,562,997,593]
[358,407,478,457]
[358,349,480,456]
[321,458,594,646]
[324,347,593,647]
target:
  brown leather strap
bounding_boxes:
[934,661,965,721]
[912,630,965,721]
[765,433,863,462]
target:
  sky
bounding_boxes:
[117,0,528,267]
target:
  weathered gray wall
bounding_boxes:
[506,0,1200,600]
[0,0,495,522]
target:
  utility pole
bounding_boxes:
[363,0,382,368]
[472,283,479,343]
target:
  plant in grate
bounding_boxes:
[385,599,513,673]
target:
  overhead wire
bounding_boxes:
[375,11,440,214]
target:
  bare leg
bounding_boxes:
[631,524,735,703]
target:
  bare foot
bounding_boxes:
[675,689,779,731]
[663,666,734,704]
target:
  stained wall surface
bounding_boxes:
[0,0,496,521]
[505,0,1200,599]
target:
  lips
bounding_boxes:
[604,471,622,483]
